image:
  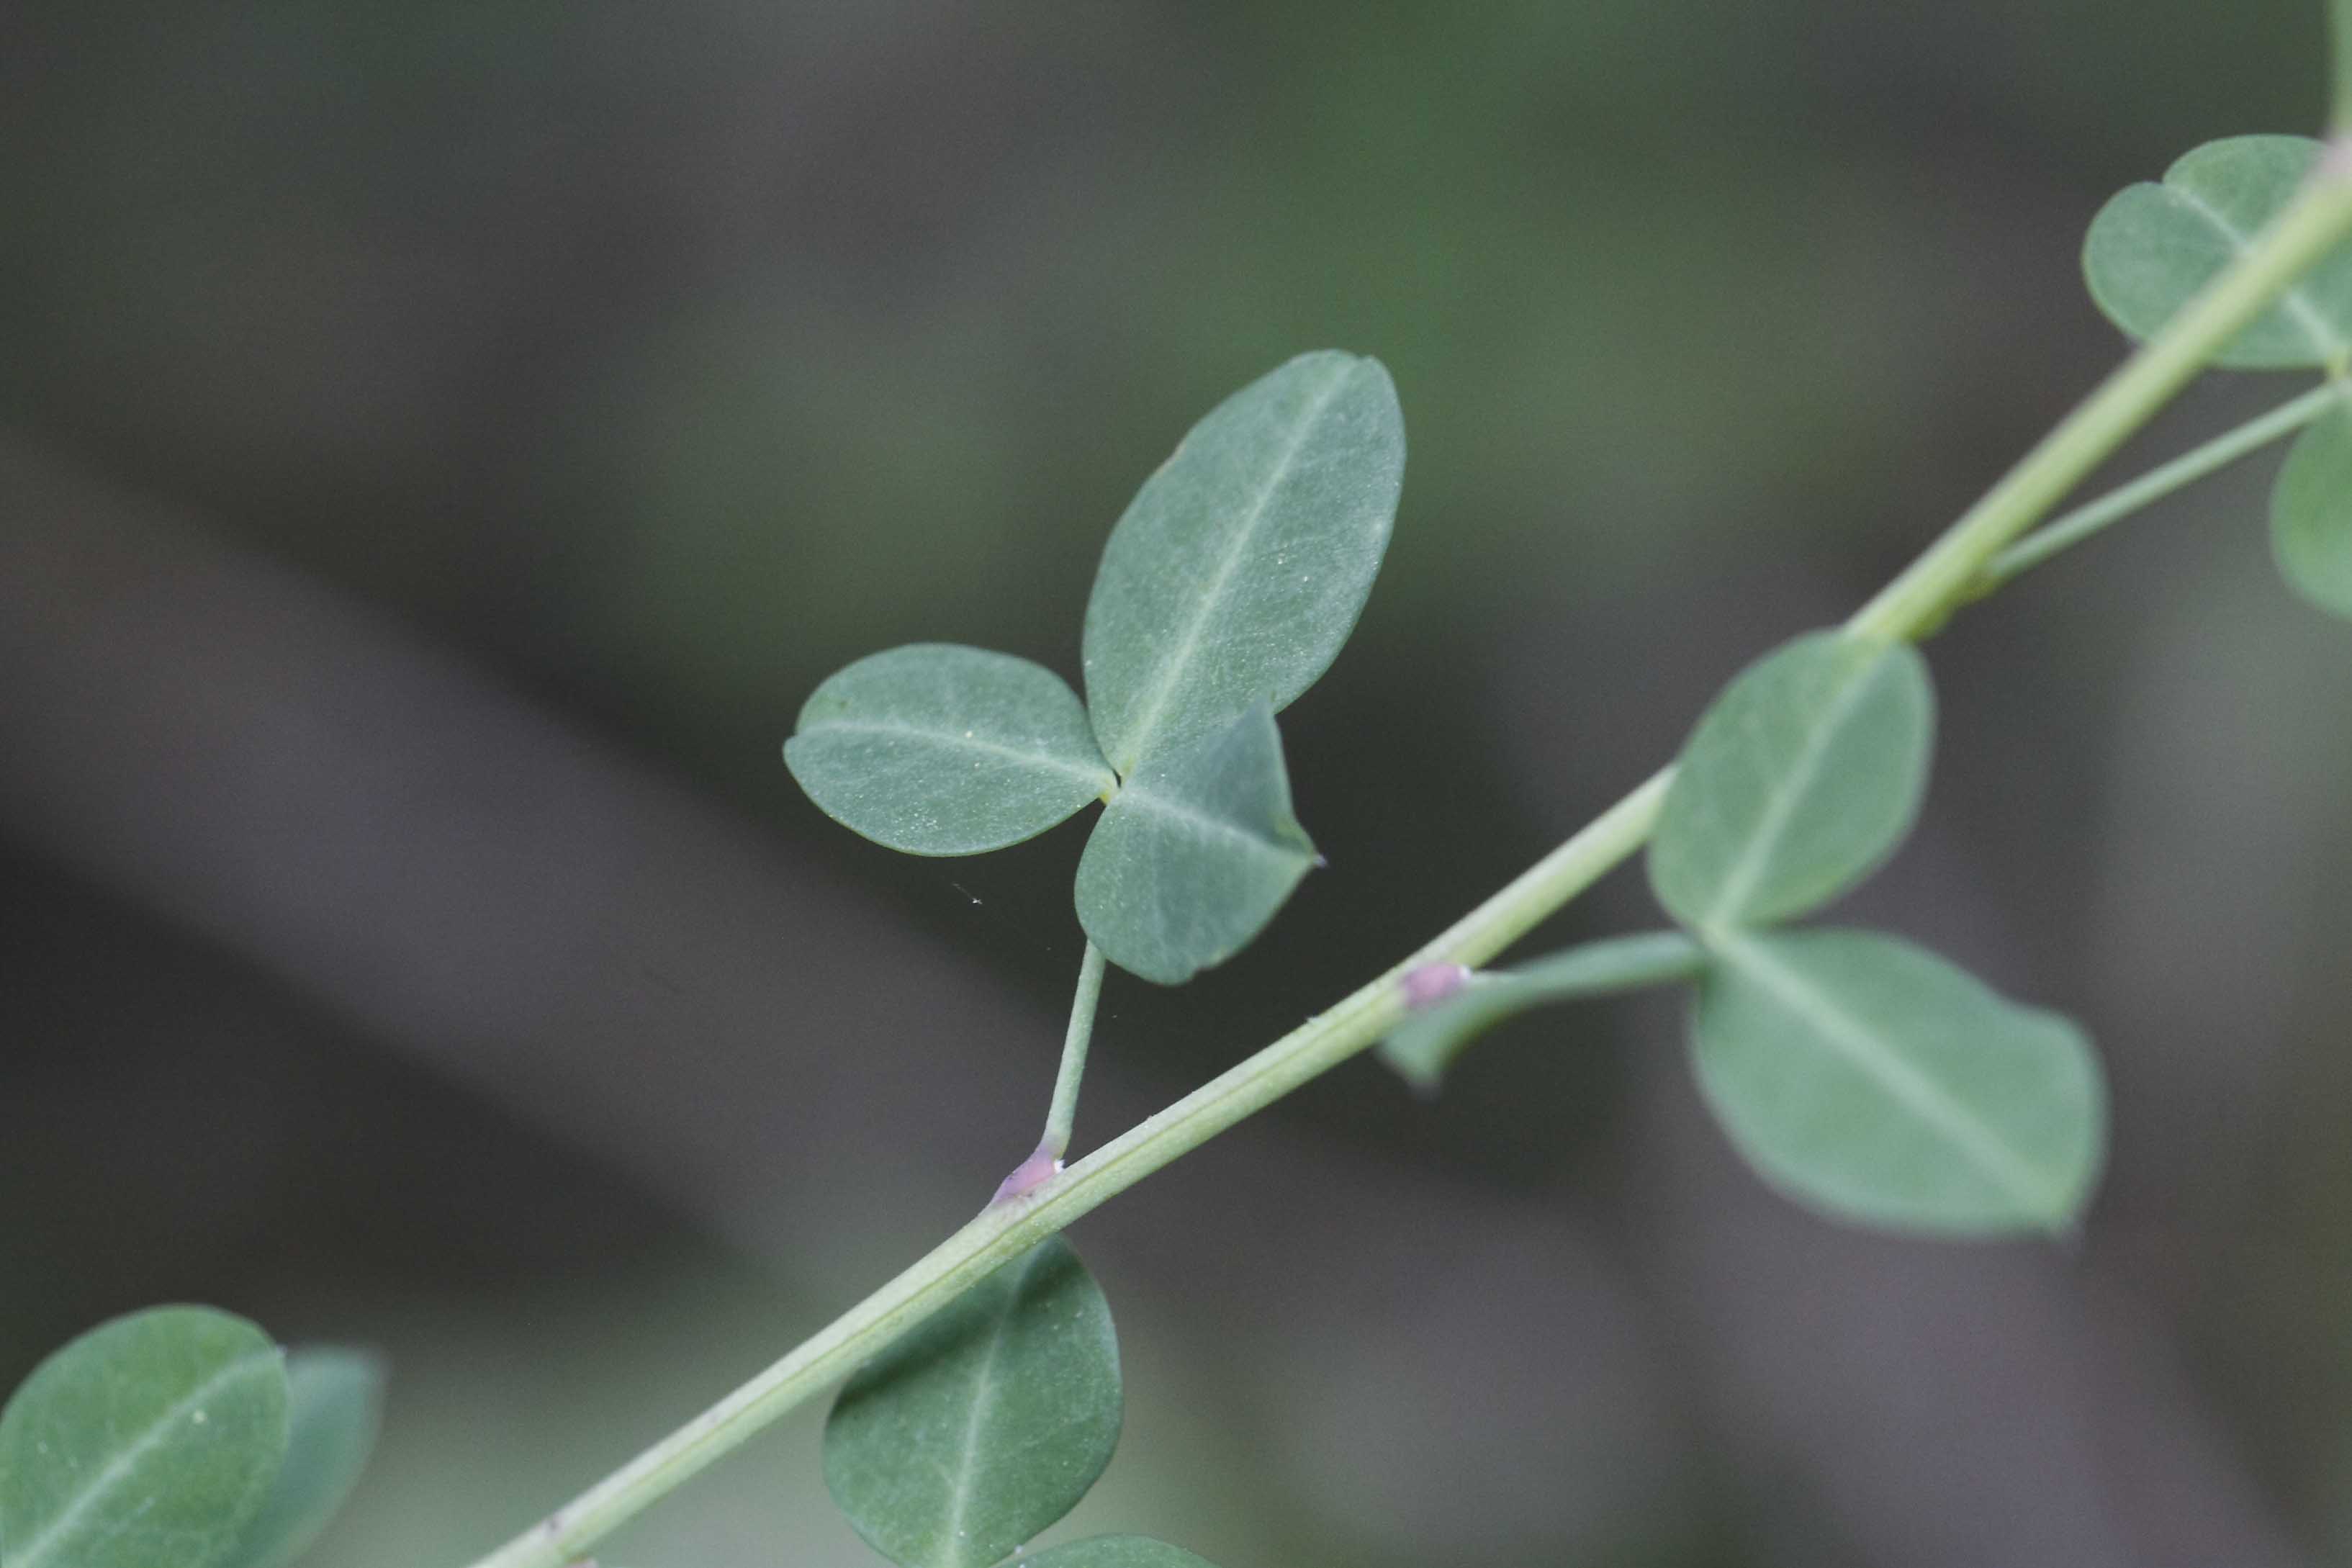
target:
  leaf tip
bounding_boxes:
[1374,1039,1447,1099]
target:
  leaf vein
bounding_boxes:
[932,1248,1047,1567]
[804,719,1113,790]
[1723,937,2053,1214]
[12,1351,280,1568]
[1111,362,1353,772]
[1115,785,1302,861]
[1699,655,1882,928]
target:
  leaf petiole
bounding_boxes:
[1969,377,2350,596]
[1847,139,2352,644]
[1041,941,1108,1164]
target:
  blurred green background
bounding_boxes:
[6,3,2352,1564]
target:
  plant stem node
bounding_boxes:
[991,1145,1065,1206]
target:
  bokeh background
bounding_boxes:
[6,4,2352,1564]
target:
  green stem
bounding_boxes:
[461,143,2352,1568]
[1971,379,2346,595]
[1040,941,1107,1161]
[1847,148,2352,644]
[461,770,1674,1568]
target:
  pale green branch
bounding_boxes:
[1973,379,2347,595]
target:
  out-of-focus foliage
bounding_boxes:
[1011,1540,1217,1568]
[0,1308,287,1568]
[2271,400,2352,613]
[2084,135,2352,368]
[227,1348,388,1568]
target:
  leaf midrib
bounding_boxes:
[12,1350,281,1568]
[801,718,1114,791]
[1720,937,2054,1216]
[932,1248,1045,1568]
[1109,362,1353,775]
[1115,781,1306,862]
[1698,654,1884,928]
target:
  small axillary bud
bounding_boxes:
[1400,962,1472,1009]
[990,1143,1064,1206]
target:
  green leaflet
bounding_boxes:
[0,1307,289,1568]
[1083,351,1405,777]
[824,1238,1122,1568]
[1376,932,1704,1092]
[1649,631,1934,932]
[1075,704,1316,984]
[784,354,1402,978]
[2271,398,2352,618]
[222,1348,385,1568]
[2083,135,2352,369]
[787,644,1114,856]
[1649,637,2099,1235]
[1691,929,2105,1235]
[1010,1538,1219,1568]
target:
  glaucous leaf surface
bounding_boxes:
[222,1348,386,1568]
[1649,631,1934,932]
[787,644,1114,856]
[2083,135,2352,369]
[0,1306,289,1568]
[1010,1538,1217,1568]
[824,1238,1122,1568]
[1692,929,2104,1234]
[1377,932,1703,1092]
[1074,703,1315,983]
[2271,400,2352,618]
[1083,351,1405,778]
